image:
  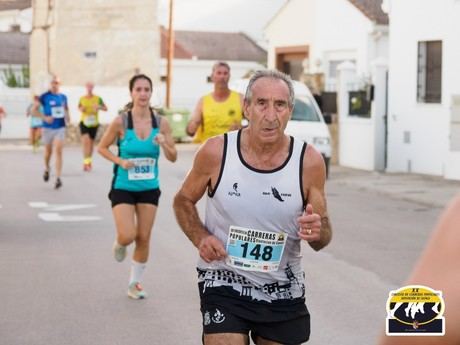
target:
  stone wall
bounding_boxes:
[31,0,160,91]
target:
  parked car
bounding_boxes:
[230,78,332,177]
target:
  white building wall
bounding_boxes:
[264,0,317,69]
[444,1,460,179]
[264,0,387,83]
[386,0,457,178]
[158,59,265,112]
[337,61,388,171]
[0,86,30,139]
[312,0,373,78]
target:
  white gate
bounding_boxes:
[0,86,30,139]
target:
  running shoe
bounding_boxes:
[43,170,49,182]
[54,178,62,189]
[112,241,127,262]
[127,282,147,300]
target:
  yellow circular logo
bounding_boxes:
[385,285,445,335]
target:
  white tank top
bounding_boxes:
[198,130,307,302]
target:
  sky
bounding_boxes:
[158,0,286,47]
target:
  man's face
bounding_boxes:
[86,82,94,94]
[211,66,230,88]
[244,77,293,143]
[50,78,60,93]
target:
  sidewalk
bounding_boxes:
[329,165,460,209]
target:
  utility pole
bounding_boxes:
[166,0,174,108]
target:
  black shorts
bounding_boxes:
[79,122,99,140]
[199,283,310,345]
[108,188,161,208]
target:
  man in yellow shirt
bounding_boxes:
[79,82,107,171]
[186,62,243,143]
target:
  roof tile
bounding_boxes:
[348,0,388,25]
[161,28,266,62]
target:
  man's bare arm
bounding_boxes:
[186,97,203,136]
[173,136,227,262]
[301,145,332,251]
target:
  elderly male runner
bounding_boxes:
[174,70,332,345]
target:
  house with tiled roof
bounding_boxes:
[0,5,31,138]
[0,31,29,87]
[0,0,31,32]
[159,27,266,111]
[0,0,31,88]
[265,0,389,172]
[264,0,388,89]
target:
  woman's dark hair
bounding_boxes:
[129,74,153,92]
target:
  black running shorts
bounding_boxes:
[199,283,310,345]
[108,188,161,207]
[79,122,99,140]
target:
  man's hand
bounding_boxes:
[198,235,227,263]
[297,203,322,242]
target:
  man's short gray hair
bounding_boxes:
[244,70,295,107]
[212,61,231,73]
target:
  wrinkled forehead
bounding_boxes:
[251,77,290,100]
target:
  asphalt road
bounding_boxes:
[0,144,441,345]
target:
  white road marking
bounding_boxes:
[29,202,101,222]
[29,202,49,208]
[38,213,102,222]
[29,202,97,211]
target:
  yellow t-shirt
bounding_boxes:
[195,91,242,143]
[79,95,104,127]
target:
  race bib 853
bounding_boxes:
[127,158,156,180]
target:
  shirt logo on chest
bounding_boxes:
[262,186,292,202]
[228,182,241,197]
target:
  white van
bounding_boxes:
[230,78,332,176]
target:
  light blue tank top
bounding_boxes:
[30,105,44,128]
[112,111,161,191]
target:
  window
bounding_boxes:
[348,90,371,118]
[417,41,442,103]
[328,59,356,79]
[84,51,97,59]
[291,98,321,122]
